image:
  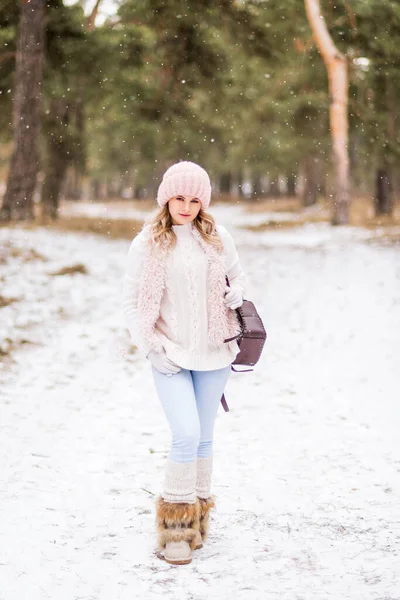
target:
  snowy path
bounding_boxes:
[0,214,399,600]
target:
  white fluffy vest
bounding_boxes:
[137,224,241,353]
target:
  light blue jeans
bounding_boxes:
[151,364,232,463]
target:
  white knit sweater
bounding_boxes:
[121,221,247,371]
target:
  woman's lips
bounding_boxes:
[180,214,190,217]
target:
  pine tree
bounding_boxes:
[1,0,46,221]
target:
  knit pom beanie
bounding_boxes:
[156,161,212,210]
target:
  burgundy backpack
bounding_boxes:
[221,275,267,411]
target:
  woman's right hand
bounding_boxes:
[147,349,181,375]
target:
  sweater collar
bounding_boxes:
[171,221,194,237]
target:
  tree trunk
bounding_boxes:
[92,179,101,200]
[267,178,280,198]
[71,168,83,200]
[373,75,395,217]
[287,172,297,196]
[135,185,145,199]
[375,167,393,216]
[1,0,46,221]
[219,172,232,194]
[302,155,318,206]
[304,0,350,225]
[146,159,170,200]
[236,170,244,197]
[252,174,263,198]
[41,99,71,219]
[72,98,86,192]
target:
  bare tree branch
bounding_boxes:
[87,0,102,31]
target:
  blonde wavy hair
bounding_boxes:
[143,203,224,252]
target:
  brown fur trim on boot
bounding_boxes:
[155,496,200,552]
[198,495,216,541]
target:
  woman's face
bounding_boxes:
[168,195,202,225]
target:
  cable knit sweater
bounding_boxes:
[122,221,247,371]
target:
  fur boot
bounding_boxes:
[193,495,216,549]
[155,496,201,565]
[198,495,216,541]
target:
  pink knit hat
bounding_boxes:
[156,161,212,209]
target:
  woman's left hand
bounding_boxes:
[223,285,243,310]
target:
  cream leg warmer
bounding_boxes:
[196,455,213,499]
[162,457,197,504]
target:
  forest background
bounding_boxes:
[1,0,400,235]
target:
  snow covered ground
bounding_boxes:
[1,204,399,600]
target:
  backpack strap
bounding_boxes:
[220,366,254,412]
[220,393,229,412]
[224,333,241,342]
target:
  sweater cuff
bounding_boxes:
[126,326,151,360]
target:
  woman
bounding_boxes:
[122,161,246,565]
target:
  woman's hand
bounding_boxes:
[223,285,243,310]
[147,349,181,375]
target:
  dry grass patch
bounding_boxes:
[0,294,19,308]
[242,196,304,214]
[0,337,38,361]
[61,198,155,214]
[348,197,400,229]
[0,239,47,264]
[365,230,400,247]
[243,213,329,232]
[35,215,143,240]
[49,263,88,276]
[0,215,143,240]
[240,195,400,232]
